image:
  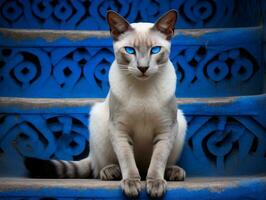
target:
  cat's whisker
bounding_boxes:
[118,64,130,68]
[158,63,167,68]
[119,66,128,69]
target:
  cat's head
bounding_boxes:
[107,10,177,80]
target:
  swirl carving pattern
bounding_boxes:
[172,47,259,84]
[0,110,265,176]
[0,114,89,160]
[0,46,261,97]
[179,115,266,175]
[0,47,114,97]
[0,0,261,29]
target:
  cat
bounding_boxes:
[24,10,187,198]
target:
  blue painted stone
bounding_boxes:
[0,27,264,98]
[0,177,265,200]
[0,1,265,199]
[0,0,263,29]
[0,95,265,177]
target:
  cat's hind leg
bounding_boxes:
[168,109,187,163]
[165,109,187,181]
[165,165,186,181]
[100,164,122,180]
[89,100,118,178]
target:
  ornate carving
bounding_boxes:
[204,48,257,82]
[171,0,234,27]
[0,47,115,97]
[83,48,113,95]
[0,114,89,160]
[180,115,266,175]
[1,110,265,176]
[171,47,259,89]
[0,48,51,89]
[0,46,261,97]
[0,0,261,29]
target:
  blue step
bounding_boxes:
[0,95,265,177]
[0,0,265,199]
[0,27,264,98]
[0,177,265,200]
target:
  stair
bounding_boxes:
[1,177,266,200]
[0,0,265,199]
[0,26,264,98]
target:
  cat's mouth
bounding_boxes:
[137,74,150,80]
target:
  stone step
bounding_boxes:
[0,176,265,199]
[0,95,265,177]
[0,26,264,98]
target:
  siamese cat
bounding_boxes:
[25,10,187,198]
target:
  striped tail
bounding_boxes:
[24,156,92,178]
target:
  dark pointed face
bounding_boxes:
[107,10,178,80]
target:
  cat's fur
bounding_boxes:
[24,10,187,198]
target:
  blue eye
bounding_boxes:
[125,47,135,54]
[151,46,161,54]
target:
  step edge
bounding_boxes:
[0,26,262,39]
[0,26,262,46]
[0,94,265,107]
[0,176,265,192]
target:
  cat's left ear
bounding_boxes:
[107,10,132,41]
[152,10,178,40]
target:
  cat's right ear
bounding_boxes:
[107,11,132,41]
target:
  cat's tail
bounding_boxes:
[24,156,92,178]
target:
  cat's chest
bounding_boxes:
[123,90,164,118]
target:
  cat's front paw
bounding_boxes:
[121,178,142,198]
[146,179,167,198]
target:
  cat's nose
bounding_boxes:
[137,66,149,73]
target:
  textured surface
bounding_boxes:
[0,95,265,177]
[0,177,266,199]
[0,0,265,199]
[0,0,262,30]
[0,27,263,98]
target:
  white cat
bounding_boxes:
[25,10,187,198]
